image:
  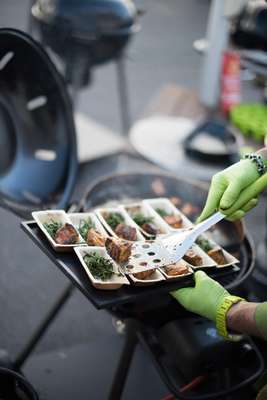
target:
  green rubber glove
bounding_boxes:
[197,159,260,223]
[255,302,267,341]
[171,271,229,322]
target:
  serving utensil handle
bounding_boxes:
[191,211,225,238]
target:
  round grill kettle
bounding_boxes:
[0,28,77,218]
[31,0,140,88]
[231,0,267,51]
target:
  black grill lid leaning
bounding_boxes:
[0,28,77,217]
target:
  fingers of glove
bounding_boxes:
[226,197,258,221]
[196,176,227,223]
[226,210,245,221]
[220,181,242,210]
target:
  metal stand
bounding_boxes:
[13,283,74,370]
[108,319,138,400]
[116,56,131,135]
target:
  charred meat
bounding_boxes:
[164,214,183,229]
[165,262,190,276]
[104,212,124,230]
[55,223,79,245]
[105,237,132,264]
[208,247,227,265]
[156,208,183,229]
[133,269,155,280]
[183,249,203,266]
[132,212,160,237]
[114,223,137,241]
[86,228,106,247]
[141,222,160,236]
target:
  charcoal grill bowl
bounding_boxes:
[80,171,255,291]
[0,29,77,218]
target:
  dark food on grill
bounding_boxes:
[83,252,114,281]
[156,208,183,229]
[78,217,95,241]
[86,228,106,247]
[183,249,203,266]
[133,269,155,280]
[54,223,79,245]
[105,237,132,264]
[43,220,62,239]
[114,223,138,241]
[208,246,227,265]
[132,212,160,237]
[164,262,190,276]
[104,212,124,230]
[196,236,213,252]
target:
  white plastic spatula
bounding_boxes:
[126,212,224,272]
[125,171,267,273]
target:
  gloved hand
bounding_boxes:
[171,271,229,322]
[197,159,260,223]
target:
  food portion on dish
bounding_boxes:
[143,198,193,231]
[122,202,169,239]
[196,235,239,267]
[182,244,216,269]
[68,213,107,247]
[160,260,193,280]
[74,246,129,290]
[96,207,144,241]
[32,210,84,250]
[105,237,133,264]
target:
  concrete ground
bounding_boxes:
[0,1,265,399]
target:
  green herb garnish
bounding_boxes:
[156,208,169,218]
[78,218,95,241]
[196,236,213,252]
[43,220,62,238]
[83,252,114,281]
[132,213,154,226]
[105,212,124,230]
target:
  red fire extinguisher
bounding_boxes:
[220,51,241,114]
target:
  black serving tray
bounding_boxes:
[21,221,241,310]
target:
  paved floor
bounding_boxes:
[0,1,266,399]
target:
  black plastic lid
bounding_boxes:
[0,28,77,216]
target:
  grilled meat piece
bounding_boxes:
[114,223,137,241]
[133,269,155,280]
[141,223,160,236]
[163,214,183,229]
[183,249,203,266]
[86,228,106,247]
[208,247,227,265]
[55,223,79,245]
[165,262,189,276]
[105,237,132,263]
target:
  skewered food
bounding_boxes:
[104,212,124,230]
[156,208,183,229]
[208,246,227,265]
[83,252,114,280]
[183,249,203,266]
[43,220,62,239]
[54,223,79,244]
[165,262,190,276]
[78,218,95,241]
[105,237,132,263]
[133,269,155,280]
[86,228,106,247]
[132,212,160,237]
[114,223,137,241]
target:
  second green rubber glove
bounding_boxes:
[171,271,229,322]
[197,159,260,223]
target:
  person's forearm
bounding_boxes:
[226,301,267,340]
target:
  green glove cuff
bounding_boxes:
[255,302,267,340]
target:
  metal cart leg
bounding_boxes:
[14,283,74,370]
[116,56,131,135]
[108,319,138,400]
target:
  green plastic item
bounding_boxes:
[230,103,267,142]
